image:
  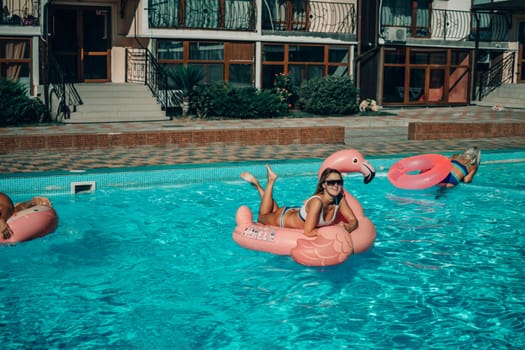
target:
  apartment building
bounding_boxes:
[0,0,523,113]
[358,0,523,106]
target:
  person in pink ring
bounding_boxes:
[0,192,52,239]
[439,147,481,188]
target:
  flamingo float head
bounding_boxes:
[319,149,376,184]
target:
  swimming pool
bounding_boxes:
[2,150,524,349]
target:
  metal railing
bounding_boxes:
[148,0,256,31]
[262,0,356,35]
[126,47,182,118]
[476,54,515,101]
[381,8,510,42]
[44,50,83,121]
[0,0,40,26]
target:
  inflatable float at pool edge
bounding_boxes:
[232,149,377,266]
[1,205,58,244]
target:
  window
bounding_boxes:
[261,43,352,88]
[289,45,323,62]
[157,40,254,86]
[383,47,470,105]
[158,41,184,60]
[0,38,32,93]
[189,42,224,60]
[381,0,431,38]
[148,0,255,30]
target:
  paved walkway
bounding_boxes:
[1,106,524,174]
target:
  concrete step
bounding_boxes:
[476,84,525,109]
[475,100,525,109]
[76,100,161,112]
[68,110,168,122]
[66,83,170,122]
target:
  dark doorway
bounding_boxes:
[48,6,111,82]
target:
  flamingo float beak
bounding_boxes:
[362,161,376,184]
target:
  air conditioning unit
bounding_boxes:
[476,52,490,64]
[384,27,407,42]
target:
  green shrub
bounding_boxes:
[191,83,288,119]
[273,72,297,108]
[297,76,359,115]
[0,79,45,125]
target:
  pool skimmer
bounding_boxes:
[71,181,96,194]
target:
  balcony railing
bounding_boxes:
[381,8,510,42]
[262,0,356,35]
[148,0,255,31]
[0,0,40,26]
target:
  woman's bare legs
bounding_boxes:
[258,164,278,217]
[240,172,265,198]
[240,168,278,212]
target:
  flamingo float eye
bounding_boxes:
[352,157,359,164]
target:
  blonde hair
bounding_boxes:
[462,147,481,165]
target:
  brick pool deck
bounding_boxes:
[0,105,524,174]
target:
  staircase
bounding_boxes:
[475,84,525,109]
[65,83,169,123]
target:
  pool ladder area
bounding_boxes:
[70,181,96,194]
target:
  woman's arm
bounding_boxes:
[0,218,12,240]
[14,197,52,212]
[303,198,322,237]
[338,197,358,233]
[463,164,478,183]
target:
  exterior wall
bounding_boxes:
[3,0,518,108]
[135,0,358,90]
[371,0,521,106]
[0,2,41,96]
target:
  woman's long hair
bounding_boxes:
[463,146,481,165]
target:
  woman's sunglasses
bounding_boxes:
[325,179,343,186]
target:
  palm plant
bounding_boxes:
[167,65,205,116]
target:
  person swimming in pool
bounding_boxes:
[439,146,481,188]
[240,165,358,237]
[0,192,52,239]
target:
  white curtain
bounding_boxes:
[5,40,27,81]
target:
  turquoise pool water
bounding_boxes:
[1,151,524,349]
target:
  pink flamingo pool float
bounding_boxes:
[232,149,377,266]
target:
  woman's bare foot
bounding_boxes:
[241,172,266,198]
[240,172,259,186]
[265,164,277,182]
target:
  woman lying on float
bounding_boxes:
[232,149,377,267]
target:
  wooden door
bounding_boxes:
[49,6,110,82]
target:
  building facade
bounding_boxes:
[0,0,523,110]
[358,0,524,106]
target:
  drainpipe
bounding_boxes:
[471,10,480,102]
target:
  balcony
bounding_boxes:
[262,0,356,38]
[381,7,510,43]
[148,0,256,31]
[0,0,40,26]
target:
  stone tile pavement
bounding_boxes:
[0,106,523,175]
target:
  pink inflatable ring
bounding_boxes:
[232,149,377,266]
[388,154,452,190]
[1,205,58,244]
